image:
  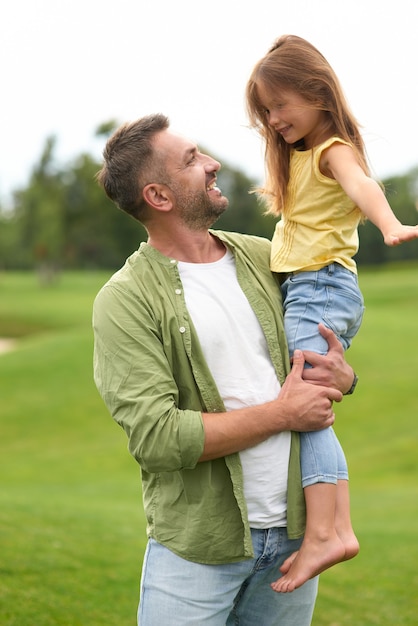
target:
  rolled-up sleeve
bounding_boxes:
[93,280,205,473]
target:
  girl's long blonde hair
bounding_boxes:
[246,34,370,215]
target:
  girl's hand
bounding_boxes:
[384,224,418,246]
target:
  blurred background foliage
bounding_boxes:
[1,122,418,276]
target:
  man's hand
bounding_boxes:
[302,323,355,394]
[278,348,342,432]
[200,325,349,461]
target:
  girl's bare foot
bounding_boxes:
[277,526,359,591]
[279,550,298,575]
[337,529,360,561]
[271,532,346,593]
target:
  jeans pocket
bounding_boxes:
[323,285,365,349]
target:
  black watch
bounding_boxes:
[344,373,358,395]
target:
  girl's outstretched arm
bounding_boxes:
[322,142,418,246]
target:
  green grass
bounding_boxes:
[0,271,146,625]
[1,266,418,625]
[312,263,418,626]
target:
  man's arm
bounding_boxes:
[199,349,341,462]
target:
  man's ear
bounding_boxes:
[143,183,173,212]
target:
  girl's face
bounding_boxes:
[256,81,329,148]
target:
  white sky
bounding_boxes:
[2,0,418,206]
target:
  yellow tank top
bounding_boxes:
[270,136,362,274]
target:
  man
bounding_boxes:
[93,113,356,625]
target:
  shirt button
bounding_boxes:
[175,289,182,295]
[170,259,177,264]
[179,326,186,333]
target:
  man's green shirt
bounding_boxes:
[93,230,305,564]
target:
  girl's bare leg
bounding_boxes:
[334,479,360,560]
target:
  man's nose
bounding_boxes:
[204,156,221,172]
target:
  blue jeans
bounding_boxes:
[281,263,364,487]
[138,530,318,625]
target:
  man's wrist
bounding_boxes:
[344,372,358,395]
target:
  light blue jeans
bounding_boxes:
[138,530,318,625]
[281,263,364,487]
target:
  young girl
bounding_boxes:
[246,34,418,593]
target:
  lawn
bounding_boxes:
[0,266,417,625]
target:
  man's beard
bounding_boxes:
[171,185,229,230]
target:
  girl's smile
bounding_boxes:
[256,82,329,149]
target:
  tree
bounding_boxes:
[0,209,19,270]
[5,126,418,270]
[13,136,65,280]
[60,152,145,268]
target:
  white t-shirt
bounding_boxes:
[178,249,290,528]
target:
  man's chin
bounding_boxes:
[214,196,229,213]
[212,201,229,222]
